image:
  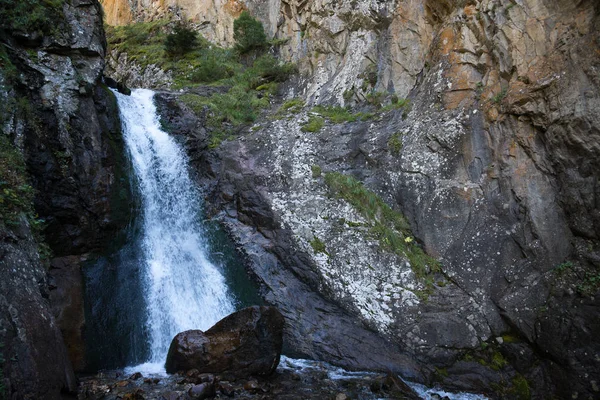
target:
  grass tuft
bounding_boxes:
[323,172,440,284]
[388,132,404,155]
[311,105,374,123]
[301,115,325,132]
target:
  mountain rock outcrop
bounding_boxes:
[1,0,596,398]
[0,0,132,397]
[148,0,599,398]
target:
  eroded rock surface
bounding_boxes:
[165,306,284,377]
[0,218,77,399]
[153,0,600,397]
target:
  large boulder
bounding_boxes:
[165,306,284,377]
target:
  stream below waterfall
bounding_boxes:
[81,89,486,399]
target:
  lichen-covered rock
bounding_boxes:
[154,0,599,396]
[165,306,284,377]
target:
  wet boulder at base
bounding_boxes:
[165,306,284,377]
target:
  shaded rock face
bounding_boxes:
[0,0,132,396]
[0,218,77,399]
[165,306,284,377]
[154,0,600,397]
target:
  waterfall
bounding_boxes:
[114,89,235,373]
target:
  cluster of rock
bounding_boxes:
[80,364,425,400]
[80,306,424,399]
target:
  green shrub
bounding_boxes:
[189,51,234,83]
[165,22,200,57]
[492,87,507,104]
[0,0,65,35]
[0,44,17,83]
[491,351,508,370]
[388,132,404,155]
[250,54,297,83]
[311,165,322,178]
[233,11,267,55]
[510,375,531,400]
[280,98,305,113]
[554,261,573,273]
[311,105,373,123]
[381,97,410,112]
[312,105,357,123]
[106,19,171,67]
[366,91,386,108]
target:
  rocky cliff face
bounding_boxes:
[142,0,599,398]
[0,0,132,397]
[3,0,593,398]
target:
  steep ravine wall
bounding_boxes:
[137,0,599,398]
[0,0,132,398]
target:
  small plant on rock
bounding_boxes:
[388,132,404,155]
[311,165,322,178]
[492,87,507,104]
[310,236,327,255]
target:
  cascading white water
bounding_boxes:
[115,89,235,373]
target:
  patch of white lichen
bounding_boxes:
[260,113,423,334]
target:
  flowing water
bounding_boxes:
[84,89,486,399]
[114,88,235,373]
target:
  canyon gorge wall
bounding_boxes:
[0,0,597,398]
[0,0,132,398]
[105,0,600,397]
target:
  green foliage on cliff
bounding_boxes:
[0,44,17,83]
[309,236,327,255]
[107,16,296,147]
[301,115,324,132]
[0,134,35,226]
[324,172,441,285]
[312,105,370,123]
[179,53,296,147]
[0,0,64,35]
[510,375,531,400]
[388,132,404,155]
[233,11,267,55]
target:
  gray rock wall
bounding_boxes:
[153,0,600,397]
